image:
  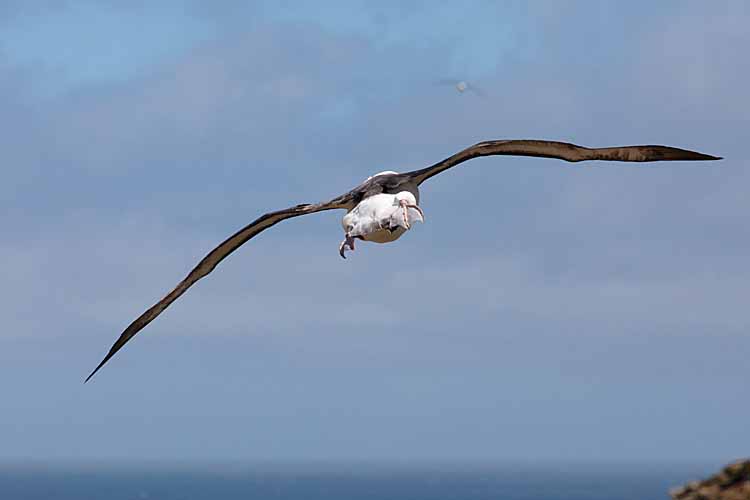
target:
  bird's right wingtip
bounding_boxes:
[83,369,97,384]
[84,356,110,384]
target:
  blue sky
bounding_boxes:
[1,1,748,463]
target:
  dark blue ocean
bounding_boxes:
[0,462,713,499]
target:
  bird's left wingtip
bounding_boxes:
[662,147,723,162]
[685,151,723,161]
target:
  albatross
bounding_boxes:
[436,79,486,96]
[85,139,721,382]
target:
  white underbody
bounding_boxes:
[341,175,423,245]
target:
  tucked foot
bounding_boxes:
[399,199,425,229]
[338,234,355,259]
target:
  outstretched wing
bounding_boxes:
[404,139,722,185]
[85,200,346,382]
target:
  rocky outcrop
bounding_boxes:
[671,460,750,500]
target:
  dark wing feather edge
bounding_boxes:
[405,139,722,185]
[85,201,343,382]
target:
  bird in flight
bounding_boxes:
[436,78,487,97]
[85,139,721,382]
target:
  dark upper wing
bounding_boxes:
[85,200,346,382]
[404,139,722,185]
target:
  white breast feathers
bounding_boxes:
[342,190,423,244]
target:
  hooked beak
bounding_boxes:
[339,234,355,259]
[393,200,425,230]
